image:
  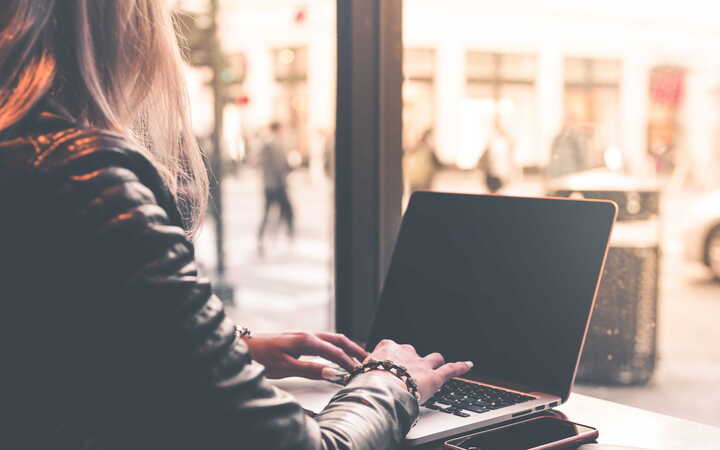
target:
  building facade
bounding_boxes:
[184,0,720,186]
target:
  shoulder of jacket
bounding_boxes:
[1,118,149,175]
[31,126,148,171]
[0,114,184,225]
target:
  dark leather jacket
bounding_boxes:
[0,110,417,449]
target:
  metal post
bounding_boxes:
[209,0,234,303]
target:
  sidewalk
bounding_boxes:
[194,167,334,333]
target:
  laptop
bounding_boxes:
[275,192,616,446]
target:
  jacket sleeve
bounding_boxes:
[37,133,418,450]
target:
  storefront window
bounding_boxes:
[647,66,686,176]
[465,52,538,175]
[563,58,622,169]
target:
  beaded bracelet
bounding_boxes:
[346,359,421,409]
[233,325,252,340]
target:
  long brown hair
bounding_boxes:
[0,0,208,234]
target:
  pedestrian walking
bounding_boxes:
[257,121,295,255]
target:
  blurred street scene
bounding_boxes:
[175,0,720,428]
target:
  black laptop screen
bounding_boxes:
[368,192,615,401]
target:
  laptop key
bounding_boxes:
[437,379,535,416]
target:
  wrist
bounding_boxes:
[365,369,408,389]
[352,367,422,427]
[347,359,421,408]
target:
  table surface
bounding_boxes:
[271,378,720,450]
[416,393,720,450]
[556,394,719,450]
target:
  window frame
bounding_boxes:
[334,0,404,342]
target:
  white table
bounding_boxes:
[558,393,720,450]
[271,378,720,449]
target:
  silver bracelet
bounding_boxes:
[233,325,252,341]
[346,359,421,408]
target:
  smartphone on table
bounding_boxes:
[443,416,598,450]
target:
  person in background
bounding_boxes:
[547,117,589,179]
[482,121,515,193]
[404,127,437,192]
[0,1,472,449]
[322,128,335,179]
[257,121,295,256]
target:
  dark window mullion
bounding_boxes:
[335,0,403,342]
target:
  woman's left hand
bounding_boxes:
[244,331,368,380]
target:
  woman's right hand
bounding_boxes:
[365,339,473,404]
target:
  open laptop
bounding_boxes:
[275,192,616,446]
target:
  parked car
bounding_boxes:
[684,191,720,279]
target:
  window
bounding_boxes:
[175,0,720,427]
[177,1,337,333]
[465,52,538,172]
[174,0,404,344]
[563,57,622,169]
[647,66,686,176]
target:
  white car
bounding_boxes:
[684,191,720,279]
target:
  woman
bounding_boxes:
[0,2,471,449]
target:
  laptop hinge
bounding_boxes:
[456,374,544,396]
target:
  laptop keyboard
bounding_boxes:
[423,379,535,417]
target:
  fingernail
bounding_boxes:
[465,361,474,369]
[321,367,350,382]
[352,357,362,367]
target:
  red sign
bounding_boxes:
[650,68,685,108]
[294,7,307,25]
